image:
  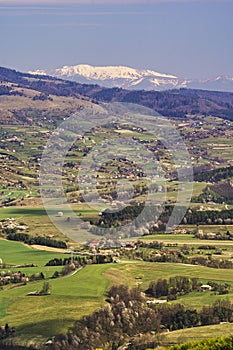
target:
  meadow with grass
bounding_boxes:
[1,234,233,348]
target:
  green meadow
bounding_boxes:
[1,227,233,347]
[161,323,233,348]
[1,236,233,347]
[0,238,112,346]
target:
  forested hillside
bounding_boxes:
[0,66,233,124]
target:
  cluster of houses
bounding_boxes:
[173,229,187,234]
[197,229,233,240]
[0,135,24,149]
[0,270,29,286]
[0,218,28,233]
[86,238,136,252]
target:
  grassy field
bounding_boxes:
[0,238,66,266]
[161,323,233,347]
[1,216,233,347]
[140,230,233,246]
[0,206,101,243]
[0,239,107,345]
[1,237,233,347]
[0,243,111,347]
[0,265,111,345]
[105,261,233,289]
[104,261,233,311]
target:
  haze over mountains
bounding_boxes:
[29,64,233,92]
[1,65,233,124]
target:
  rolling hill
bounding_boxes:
[0,66,233,125]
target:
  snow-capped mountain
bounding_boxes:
[29,64,233,92]
[29,64,187,91]
[187,75,233,92]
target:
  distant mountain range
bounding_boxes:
[29,64,233,92]
[0,66,233,124]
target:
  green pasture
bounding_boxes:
[105,262,233,291]
[141,229,233,247]
[0,238,66,266]
[1,239,233,346]
[0,263,111,346]
[162,323,233,347]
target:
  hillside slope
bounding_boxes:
[0,66,233,123]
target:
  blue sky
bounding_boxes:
[0,0,232,79]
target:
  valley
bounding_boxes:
[0,67,233,349]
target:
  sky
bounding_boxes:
[0,0,232,79]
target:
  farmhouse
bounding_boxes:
[146,299,167,305]
[87,239,100,248]
[173,229,187,234]
[206,233,216,239]
[200,284,212,291]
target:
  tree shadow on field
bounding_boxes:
[2,208,48,216]
[15,317,75,340]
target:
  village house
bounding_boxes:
[206,232,217,239]
[173,229,187,234]
[200,284,212,291]
[146,299,167,305]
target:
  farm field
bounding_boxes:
[141,230,233,245]
[0,206,100,242]
[1,237,233,347]
[0,265,110,347]
[0,238,66,266]
[105,261,233,291]
[0,238,112,346]
[161,323,233,348]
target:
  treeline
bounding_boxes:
[193,184,233,205]
[189,256,233,269]
[194,165,233,182]
[157,299,233,333]
[196,231,233,241]
[146,276,230,299]
[46,254,113,267]
[47,255,114,279]
[48,285,233,350]
[94,204,168,233]
[6,232,67,249]
[193,188,233,205]
[120,246,233,269]
[127,302,233,350]
[0,84,23,97]
[154,205,233,226]
[146,276,200,299]
[161,205,233,226]
[182,208,233,225]
[136,240,164,249]
[94,204,233,231]
[94,205,145,228]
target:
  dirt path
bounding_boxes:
[30,245,68,253]
[62,266,83,278]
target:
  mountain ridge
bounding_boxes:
[0,66,233,124]
[29,64,233,92]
